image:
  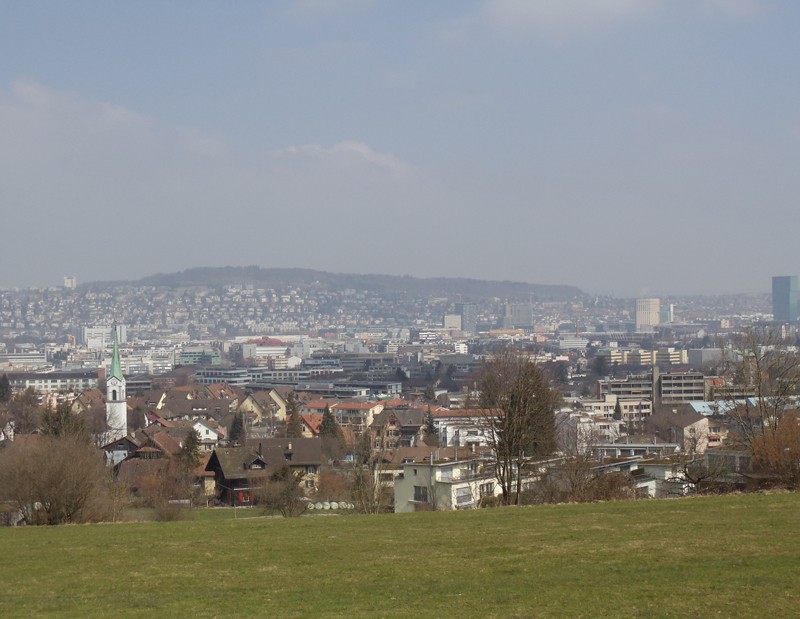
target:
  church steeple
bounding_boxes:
[106,323,127,441]
[110,323,123,382]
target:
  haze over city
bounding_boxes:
[2,1,798,296]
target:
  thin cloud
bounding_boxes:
[282,141,412,176]
[447,0,766,41]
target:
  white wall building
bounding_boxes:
[635,298,661,331]
[394,458,501,512]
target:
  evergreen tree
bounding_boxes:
[423,384,436,402]
[423,406,439,447]
[285,392,303,438]
[180,429,202,468]
[286,411,303,438]
[0,374,11,403]
[613,400,623,421]
[229,412,244,445]
[319,407,344,459]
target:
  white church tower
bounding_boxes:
[106,324,128,440]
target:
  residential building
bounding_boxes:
[646,407,710,454]
[432,408,498,449]
[394,457,500,512]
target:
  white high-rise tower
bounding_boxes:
[106,324,127,440]
[635,298,661,331]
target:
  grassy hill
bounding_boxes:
[1,493,798,618]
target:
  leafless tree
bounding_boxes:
[479,348,560,505]
[717,328,800,453]
[349,428,392,513]
[2,388,41,435]
[0,435,122,525]
[255,464,308,517]
[751,410,800,488]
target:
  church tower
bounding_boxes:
[106,324,127,440]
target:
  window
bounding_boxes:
[413,486,428,503]
[456,487,473,505]
[479,482,494,498]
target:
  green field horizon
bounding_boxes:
[1,493,799,618]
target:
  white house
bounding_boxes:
[432,408,499,449]
[394,457,501,512]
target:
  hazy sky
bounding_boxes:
[1,1,798,297]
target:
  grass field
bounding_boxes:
[1,493,799,618]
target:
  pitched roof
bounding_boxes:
[301,414,323,436]
[431,408,501,419]
[372,408,425,429]
[242,437,322,467]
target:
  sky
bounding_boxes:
[1,0,798,297]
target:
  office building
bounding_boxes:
[772,276,799,323]
[456,303,478,334]
[635,298,660,331]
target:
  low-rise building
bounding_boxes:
[394,457,500,512]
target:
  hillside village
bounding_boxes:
[0,274,798,522]
[1,278,798,523]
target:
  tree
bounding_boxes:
[552,361,570,385]
[257,464,307,517]
[592,355,608,378]
[0,435,121,525]
[5,388,41,435]
[179,428,202,469]
[0,373,11,403]
[423,407,438,447]
[479,348,561,505]
[285,392,303,438]
[613,400,622,421]
[423,384,436,402]
[319,407,344,460]
[229,412,244,445]
[41,401,89,442]
[349,429,391,514]
[752,410,800,488]
[286,412,303,438]
[717,328,800,455]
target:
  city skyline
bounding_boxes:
[2,2,799,296]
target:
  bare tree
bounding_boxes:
[718,328,800,453]
[349,428,391,513]
[0,435,121,525]
[256,464,308,517]
[4,388,41,435]
[752,410,800,488]
[479,348,560,505]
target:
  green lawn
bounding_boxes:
[1,493,798,618]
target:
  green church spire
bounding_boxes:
[110,324,123,381]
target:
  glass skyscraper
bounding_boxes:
[772,276,799,323]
